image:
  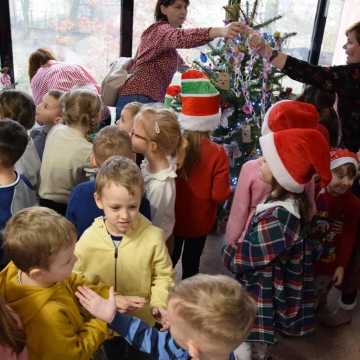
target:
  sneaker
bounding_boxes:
[319,307,352,328]
[339,291,358,310]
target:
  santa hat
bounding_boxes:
[178,69,221,131]
[261,100,320,135]
[316,124,330,145]
[164,84,181,109]
[330,148,358,170]
[260,128,332,193]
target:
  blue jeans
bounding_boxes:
[115,94,154,119]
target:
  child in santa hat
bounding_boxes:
[313,148,360,327]
[226,99,322,246]
[165,69,231,279]
[224,128,332,360]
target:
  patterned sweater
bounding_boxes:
[224,198,316,344]
[119,21,211,102]
[282,56,360,152]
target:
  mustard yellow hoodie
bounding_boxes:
[75,215,175,325]
[0,262,109,360]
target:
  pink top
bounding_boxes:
[119,21,211,102]
[0,73,11,87]
[31,60,100,105]
[225,158,316,245]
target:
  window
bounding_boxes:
[9,0,121,90]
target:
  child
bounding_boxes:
[76,274,256,360]
[116,101,142,134]
[0,119,37,266]
[0,295,27,359]
[223,128,332,359]
[66,125,151,238]
[131,106,182,240]
[0,90,40,188]
[30,89,64,160]
[39,88,102,215]
[0,67,12,89]
[312,148,360,327]
[166,69,231,279]
[0,207,111,360]
[75,156,174,326]
[226,100,320,246]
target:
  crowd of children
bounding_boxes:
[0,53,359,360]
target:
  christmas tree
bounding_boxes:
[193,0,296,185]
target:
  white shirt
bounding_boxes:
[141,158,177,239]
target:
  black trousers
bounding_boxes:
[39,198,67,216]
[171,235,207,279]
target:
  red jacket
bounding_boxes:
[174,138,231,237]
[314,189,360,275]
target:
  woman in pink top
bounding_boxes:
[0,297,28,360]
[115,0,242,116]
[28,48,100,106]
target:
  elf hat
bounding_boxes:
[261,100,319,136]
[260,128,332,193]
[330,148,358,170]
[178,69,221,131]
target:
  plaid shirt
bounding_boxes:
[224,203,316,344]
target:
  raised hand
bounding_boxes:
[223,22,249,39]
[76,286,117,323]
[116,295,147,313]
[333,266,344,287]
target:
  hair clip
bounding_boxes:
[154,121,161,135]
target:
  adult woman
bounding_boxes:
[115,0,242,115]
[242,21,360,153]
[29,48,100,105]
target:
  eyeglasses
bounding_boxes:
[130,130,149,142]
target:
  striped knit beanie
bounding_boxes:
[178,70,221,131]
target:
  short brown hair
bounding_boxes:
[154,0,190,22]
[0,90,36,130]
[4,207,77,272]
[28,48,56,81]
[61,88,102,134]
[333,163,357,179]
[0,118,28,167]
[136,106,182,156]
[346,21,360,44]
[169,274,256,349]
[95,156,144,197]
[93,126,132,165]
[47,89,64,101]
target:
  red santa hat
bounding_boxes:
[261,100,320,135]
[330,148,358,170]
[260,128,332,193]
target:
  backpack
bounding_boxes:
[101,57,133,107]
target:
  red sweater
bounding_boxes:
[174,138,231,237]
[314,189,360,275]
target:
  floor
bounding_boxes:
[177,234,360,360]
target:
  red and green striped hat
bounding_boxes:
[179,69,221,131]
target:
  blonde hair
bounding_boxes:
[169,274,256,350]
[4,207,77,272]
[346,21,360,43]
[123,101,142,117]
[135,106,184,157]
[93,126,132,165]
[95,156,144,197]
[61,89,102,133]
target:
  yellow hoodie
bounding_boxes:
[75,215,175,325]
[0,262,109,360]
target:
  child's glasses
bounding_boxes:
[130,130,149,142]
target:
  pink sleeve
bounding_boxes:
[225,161,253,245]
[157,22,211,50]
[77,65,101,94]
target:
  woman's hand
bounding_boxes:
[76,286,117,323]
[333,266,345,287]
[116,295,147,313]
[209,22,247,40]
[152,307,170,330]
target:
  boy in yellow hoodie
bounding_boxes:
[75,156,174,327]
[0,207,111,360]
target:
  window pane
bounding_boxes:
[9,0,121,91]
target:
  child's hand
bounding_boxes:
[76,286,117,323]
[115,295,147,313]
[333,266,344,286]
[332,220,343,235]
[152,307,169,330]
